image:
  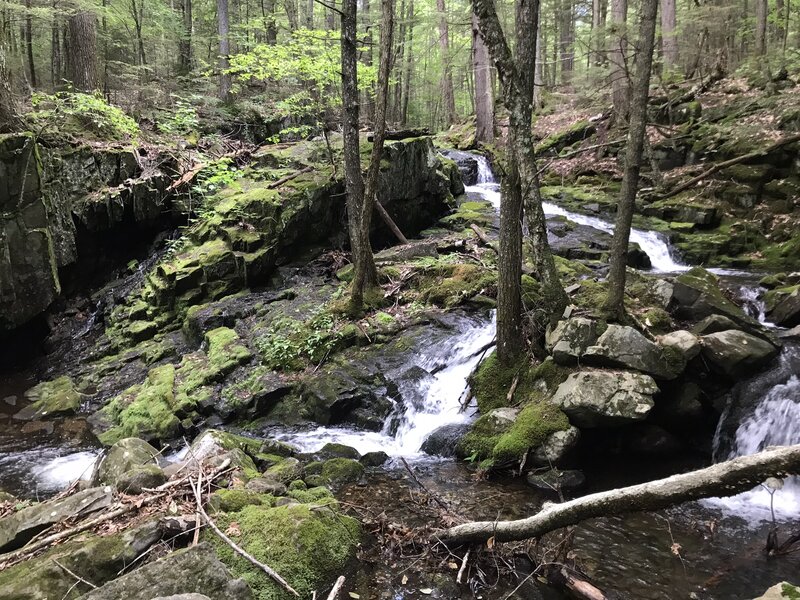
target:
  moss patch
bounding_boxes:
[492,402,570,463]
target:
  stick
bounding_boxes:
[53,559,97,589]
[190,476,300,597]
[268,166,314,189]
[470,224,497,253]
[374,200,409,244]
[326,575,346,600]
[656,133,800,200]
[506,375,520,404]
[435,445,800,545]
[456,547,470,584]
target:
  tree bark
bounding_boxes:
[284,0,298,30]
[342,0,378,313]
[591,0,603,65]
[400,0,414,125]
[264,0,277,43]
[67,10,99,92]
[436,0,457,125]
[604,0,658,320]
[436,445,800,545]
[217,0,232,100]
[0,45,23,132]
[472,12,493,142]
[558,0,574,84]
[608,0,628,121]
[305,0,313,28]
[755,0,767,54]
[51,3,62,88]
[131,0,147,66]
[660,0,678,68]
[533,17,543,109]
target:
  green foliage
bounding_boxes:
[29,92,139,140]
[158,97,200,135]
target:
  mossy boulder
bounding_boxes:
[304,458,364,489]
[207,504,361,600]
[264,458,304,485]
[672,267,760,330]
[583,324,685,380]
[15,376,81,420]
[95,437,163,491]
[210,489,273,513]
[491,402,570,463]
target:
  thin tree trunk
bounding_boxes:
[472,12,493,142]
[609,0,628,121]
[660,0,678,68]
[437,0,457,125]
[218,0,231,100]
[131,0,147,66]
[51,2,61,88]
[400,0,413,125]
[591,0,602,65]
[342,0,378,313]
[326,2,335,29]
[264,0,277,43]
[558,0,574,84]
[0,44,23,132]
[533,16,543,108]
[437,445,800,545]
[179,0,193,73]
[604,0,658,320]
[25,0,35,88]
[67,10,99,92]
[284,0,298,30]
[306,0,313,28]
[755,0,767,54]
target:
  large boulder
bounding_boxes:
[658,330,701,361]
[546,318,598,365]
[439,150,479,185]
[0,487,114,552]
[13,376,81,420]
[551,371,659,428]
[700,330,779,376]
[672,267,760,330]
[769,288,800,327]
[422,423,471,457]
[81,543,253,600]
[95,437,163,492]
[583,325,684,379]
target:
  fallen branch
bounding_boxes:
[435,445,800,545]
[374,200,409,244]
[53,559,97,589]
[190,476,299,597]
[656,133,800,200]
[326,575,346,600]
[470,224,496,253]
[556,138,625,159]
[267,166,314,189]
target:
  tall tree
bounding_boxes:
[130,0,147,66]
[591,0,603,65]
[604,0,659,319]
[473,0,567,364]
[755,0,767,54]
[660,0,678,68]
[609,0,628,120]
[437,0,457,125]
[400,0,414,124]
[178,0,193,74]
[558,0,574,84]
[51,3,62,87]
[0,45,22,132]
[68,10,99,91]
[218,0,232,100]
[25,0,36,88]
[472,12,493,142]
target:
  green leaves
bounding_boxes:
[29,91,139,141]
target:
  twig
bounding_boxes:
[268,165,314,189]
[53,559,97,589]
[456,547,470,584]
[400,458,452,513]
[326,575,346,600]
[506,375,520,404]
[190,476,300,597]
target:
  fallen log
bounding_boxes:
[368,128,430,141]
[656,133,800,200]
[435,445,800,545]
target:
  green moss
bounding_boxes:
[469,353,522,413]
[374,311,395,325]
[757,235,800,271]
[492,402,569,463]
[207,503,361,600]
[642,308,673,333]
[210,489,272,513]
[287,486,334,504]
[764,284,800,312]
[265,458,303,484]
[21,376,81,419]
[304,458,364,488]
[420,263,497,308]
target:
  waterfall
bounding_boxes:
[474,154,495,184]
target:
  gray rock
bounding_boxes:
[116,464,167,494]
[245,478,287,496]
[751,582,800,600]
[360,451,390,467]
[532,426,581,466]
[526,469,586,491]
[81,544,253,600]
[672,268,759,329]
[552,371,659,428]
[583,324,684,379]
[778,324,800,341]
[651,279,675,309]
[440,150,479,185]
[422,423,471,457]
[316,443,361,460]
[769,289,800,328]
[0,486,113,552]
[95,438,162,489]
[658,330,701,361]
[700,330,779,376]
[152,595,212,600]
[546,318,598,365]
[692,314,739,335]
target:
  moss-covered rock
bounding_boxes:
[304,458,364,489]
[210,489,273,513]
[491,402,570,463]
[15,376,81,420]
[207,503,361,600]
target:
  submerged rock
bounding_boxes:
[422,423,471,457]
[526,468,586,492]
[552,371,659,427]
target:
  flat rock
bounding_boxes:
[700,329,779,376]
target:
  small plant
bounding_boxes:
[158,98,200,135]
[29,91,139,140]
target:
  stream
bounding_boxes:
[1,153,798,598]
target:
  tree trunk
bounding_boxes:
[179,0,193,74]
[391,0,406,122]
[218,0,231,101]
[25,0,35,88]
[755,0,767,54]
[326,2,335,29]
[67,10,99,92]
[305,0,313,28]
[0,45,22,132]
[533,17,543,108]
[660,0,678,68]
[472,12,493,142]
[131,0,147,66]
[264,0,277,43]
[609,0,628,121]
[400,0,413,125]
[51,3,61,88]
[558,0,574,84]
[342,0,378,314]
[591,0,602,65]
[604,0,658,320]
[436,0,457,125]
[284,0,298,30]
[361,0,374,123]
[436,445,800,545]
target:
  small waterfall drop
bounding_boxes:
[474,154,495,184]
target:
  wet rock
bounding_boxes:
[769,289,800,327]
[627,246,652,269]
[81,543,253,600]
[526,468,586,492]
[546,318,598,365]
[700,330,779,376]
[552,371,659,428]
[627,424,684,456]
[692,314,739,335]
[440,150,479,185]
[422,423,471,457]
[360,451,390,467]
[532,426,581,466]
[655,381,705,425]
[658,330,701,361]
[583,324,684,379]
[0,520,163,599]
[778,324,800,341]
[672,267,760,330]
[0,486,114,552]
[315,443,361,460]
[304,458,364,489]
[95,437,162,487]
[14,376,81,420]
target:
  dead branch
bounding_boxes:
[556,138,626,159]
[53,559,98,589]
[267,166,314,189]
[656,133,800,200]
[326,575,346,600]
[470,224,496,253]
[435,445,800,545]
[374,200,409,244]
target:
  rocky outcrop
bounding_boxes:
[546,318,598,365]
[700,329,779,376]
[672,267,761,330]
[440,149,479,185]
[551,370,659,427]
[583,324,684,379]
[94,437,166,493]
[768,288,800,327]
